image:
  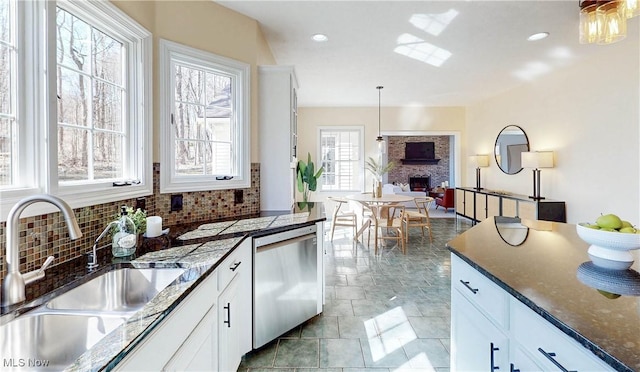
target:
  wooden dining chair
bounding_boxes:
[402,197,434,243]
[327,196,358,241]
[374,203,407,254]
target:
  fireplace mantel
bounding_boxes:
[401,158,440,165]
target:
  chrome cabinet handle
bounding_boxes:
[538,348,576,372]
[224,303,231,327]
[490,342,500,370]
[230,261,241,271]
[460,280,479,294]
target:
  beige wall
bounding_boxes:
[297,106,465,197]
[466,39,640,224]
[112,1,276,164]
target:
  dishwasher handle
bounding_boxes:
[255,233,316,253]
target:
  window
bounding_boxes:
[318,127,363,192]
[159,39,250,192]
[0,0,152,220]
[0,0,16,187]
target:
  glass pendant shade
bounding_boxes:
[580,2,601,43]
[623,0,640,18]
[597,0,627,44]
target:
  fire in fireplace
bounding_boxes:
[409,176,431,191]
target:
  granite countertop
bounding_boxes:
[1,205,325,372]
[446,218,640,372]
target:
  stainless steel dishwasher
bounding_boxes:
[253,224,322,349]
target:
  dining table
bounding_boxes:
[346,193,416,251]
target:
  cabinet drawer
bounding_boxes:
[511,298,613,371]
[218,243,251,291]
[451,255,508,328]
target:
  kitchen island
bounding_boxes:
[447,217,639,372]
[1,204,325,372]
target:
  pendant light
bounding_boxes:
[376,86,386,154]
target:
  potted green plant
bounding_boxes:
[296,152,324,203]
[365,156,395,197]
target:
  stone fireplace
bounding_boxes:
[387,135,451,189]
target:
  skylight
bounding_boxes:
[409,9,459,36]
[394,33,452,67]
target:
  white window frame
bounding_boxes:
[0,0,153,221]
[158,39,250,193]
[317,126,364,193]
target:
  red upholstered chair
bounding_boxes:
[435,188,455,211]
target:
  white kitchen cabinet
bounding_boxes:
[164,305,217,371]
[451,289,508,371]
[115,239,253,372]
[259,65,299,211]
[113,269,218,371]
[451,254,614,372]
[217,240,252,372]
[510,297,613,372]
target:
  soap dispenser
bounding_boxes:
[112,206,137,257]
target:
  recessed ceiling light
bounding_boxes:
[528,32,550,41]
[311,33,328,42]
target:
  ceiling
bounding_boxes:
[217,1,636,107]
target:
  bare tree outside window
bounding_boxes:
[56,7,125,182]
[0,0,14,186]
[173,64,233,176]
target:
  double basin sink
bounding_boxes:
[0,267,185,371]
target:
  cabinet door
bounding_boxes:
[164,305,217,371]
[218,275,241,372]
[502,198,517,217]
[464,190,475,220]
[518,201,537,220]
[476,193,488,222]
[509,343,544,372]
[451,289,508,371]
[455,188,465,216]
[487,195,500,219]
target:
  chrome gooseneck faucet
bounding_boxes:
[2,194,82,307]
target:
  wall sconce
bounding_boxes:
[521,151,554,200]
[469,154,489,190]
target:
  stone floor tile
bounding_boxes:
[273,339,319,368]
[319,338,365,368]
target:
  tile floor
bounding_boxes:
[239,217,473,372]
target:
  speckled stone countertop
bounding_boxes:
[446,218,640,372]
[1,204,325,372]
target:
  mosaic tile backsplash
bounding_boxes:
[0,163,261,284]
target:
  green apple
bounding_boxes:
[601,227,616,232]
[621,220,634,229]
[597,289,621,299]
[619,227,637,233]
[596,214,623,230]
[586,224,600,229]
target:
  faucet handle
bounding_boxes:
[40,256,55,271]
[23,255,55,284]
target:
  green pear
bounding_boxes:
[620,227,637,234]
[596,214,623,230]
[586,224,600,229]
[621,220,634,229]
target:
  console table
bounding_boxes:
[455,187,566,224]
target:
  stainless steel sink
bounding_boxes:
[0,313,127,371]
[46,268,184,312]
[0,267,184,371]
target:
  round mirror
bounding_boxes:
[494,125,529,174]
